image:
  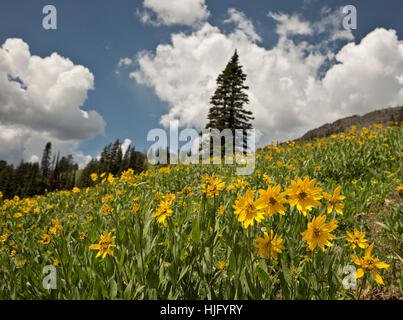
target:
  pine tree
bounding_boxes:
[110,139,123,175]
[77,159,98,188]
[204,50,254,155]
[77,141,147,188]
[41,142,52,178]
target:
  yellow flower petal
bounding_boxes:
[372,271,384,285]
[375,262,390,269]
[355,268,364,278]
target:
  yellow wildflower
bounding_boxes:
[254,230,285,260]
[181,187,192,196]
[301,214,338,252]
[39,234,51,245]
[131,203,140,214]
[255,184,288,217]
[233,189,264,229]
[13,212,22,218]
[152,200,174,227]
[49,217,62,237]
[201,175,226,198]
[89,232,116,259]
[322,186,346,215]
[346,228,369,249]
[217,261,226,270]
[285,177,323,216]
[351,243,390,285]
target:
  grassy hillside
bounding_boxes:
[298,106,403,141]
[0,122,402,299]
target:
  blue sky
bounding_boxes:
[0,0,402,167]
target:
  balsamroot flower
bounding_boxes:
[89,232,116,259]
[39,234,51,245]
[323,186,346,215]
[346,228,369,249]
[201,174,226,198]
[181,187,192,196]
[254,230,285,260]
[285,177,323,216]
[49,217,62,237]
[255,184,288,216]
[301,214,338,252]
[152,195,175,227]
[351,243,390,285]
[233,189,264,229]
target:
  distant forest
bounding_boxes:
[0,140,147,200]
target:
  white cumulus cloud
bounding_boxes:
[125,9,403,146]
[138,0,210,26]
[225,8,262,42]
[0,38,106,167]
[268,12,313,37]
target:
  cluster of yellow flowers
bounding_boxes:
[201,174,226,198]
[233,176,343,228]
[344,228,390,285]
[1,122,398,296]
[230,177,343,261]
[351,243,390,285]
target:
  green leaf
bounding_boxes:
[178,265,190,282]
[256,266,270,285]
[192,218,201,245]
[110,279,118,299]
[281,258,292,287]
[119,250,125,268]
[227,251,236,278]
[279,272,291,300]
[123,280,133,299]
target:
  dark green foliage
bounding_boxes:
[0,160,46,199]
[41,142,52,178]
[49,154,78,191]
[0,142,78,199]
[0,139,146,199]
[77,139,147,188]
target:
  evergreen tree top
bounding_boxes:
[205,50,254,132]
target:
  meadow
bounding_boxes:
[0,123,402,300]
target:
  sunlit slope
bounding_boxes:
[0,123,402,299]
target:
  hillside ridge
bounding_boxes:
[297,105,403,141]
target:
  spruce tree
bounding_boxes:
[41,142,52,178]
[204,50,254,155]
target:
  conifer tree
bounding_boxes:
[204,50,254,154]
[41,142,52,178]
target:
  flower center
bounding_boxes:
[363,258,375,271]
[313,227,321,238]
[99,240,110,251]
[298,191,307,200]
[247,203,255,211]
[269,197,277,206]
